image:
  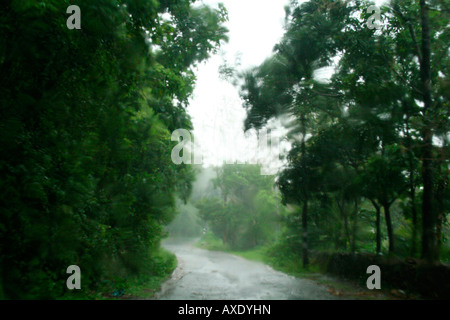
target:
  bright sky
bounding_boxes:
[188,0,291,174]
[188,0,388,173]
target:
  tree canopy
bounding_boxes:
[239,0,449,265]
[0,0,228,299]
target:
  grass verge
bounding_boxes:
[196,233,398,300]
[195,232,318,276]
[59,248,177,300]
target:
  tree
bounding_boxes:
[0,0,228,298]
[196,164,281,250]
[240,0,349,267]
[359,145,408,254]
[238,0,448,262]
[418,0,435,262]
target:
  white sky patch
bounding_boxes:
[415,99,425,108]
[188,0,291,171]
[187,0,390,171]
[433,136,445,148]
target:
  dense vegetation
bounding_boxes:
[236,0,449,267]
[195,164,285,250]
[0,0,227,299]
[0,0,448,301]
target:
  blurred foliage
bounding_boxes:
[239,0,449,264]
[0,0,227,299]
[195,164,285,251]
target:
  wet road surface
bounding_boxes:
[156,239,339,300]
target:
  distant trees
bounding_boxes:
[0,0,228,298]
[239,0,449,265]
[167,200,203,238]
[195,164,283,250]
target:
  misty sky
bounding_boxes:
[188,0,388,173]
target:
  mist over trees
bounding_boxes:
[195,164,284,250]
[166,166,222,239]
[166,200,203,238]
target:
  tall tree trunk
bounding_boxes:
[302,199,309,268]
[343,214,351,251]
[409,149,419,257]
[300,112,309,268]
[383,202,395,254]
[350,200,359,253]
[371,200,382,255]
[436,199,443,259]
[419,0,437,263]
[408,156,419,258]
[336,198,350,250]
[435,160,448,260]
[410,185,419,257]
[405,116,419,258]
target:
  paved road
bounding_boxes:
[156,239,339,300]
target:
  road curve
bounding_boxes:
[155,239,339,300]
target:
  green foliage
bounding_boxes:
[359,145,409,204]
[0,0,228,299]
[61,247,177,300]
[196,231,230,251]
[195,164,283,250]
[239,0,449,263]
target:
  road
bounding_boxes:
[156,239,339,300]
